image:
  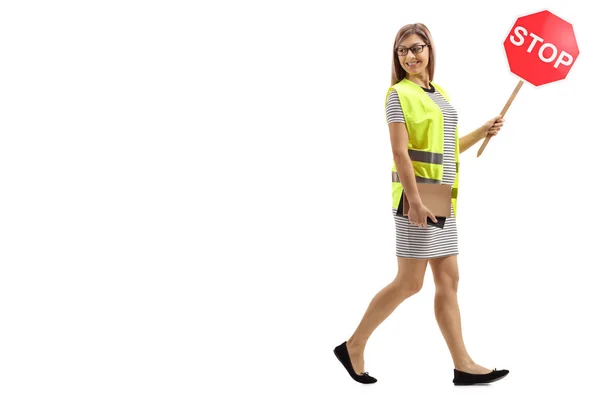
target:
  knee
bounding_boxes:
[392,276,424,296]
[435,271,459,294]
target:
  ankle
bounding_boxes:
[347,337,366,350]
[454,358,475,370]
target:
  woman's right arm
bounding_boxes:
[389,122,422,206]
[389,122,437,227]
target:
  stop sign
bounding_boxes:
[503,10,579,86]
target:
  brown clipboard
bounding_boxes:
[402,182,452,217]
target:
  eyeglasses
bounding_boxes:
[396,44,428,56]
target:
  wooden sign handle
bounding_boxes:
[477,79,524,157]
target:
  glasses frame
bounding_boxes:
[396,44,429,57]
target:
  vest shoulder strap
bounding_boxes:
[387,79,450,101]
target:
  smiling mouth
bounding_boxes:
[406,61,420,67]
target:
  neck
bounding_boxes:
[406,73,430,88]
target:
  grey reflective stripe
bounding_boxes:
[408,149,443,165]
[392,172,441,184]
[415,176,442,184]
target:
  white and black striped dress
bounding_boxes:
[386,84,459,259]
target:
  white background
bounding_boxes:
[1,0,598,399]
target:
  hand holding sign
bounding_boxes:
[477,10,579,157]
[480,115,505,139]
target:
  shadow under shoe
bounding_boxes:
[453,368,510,385]
[333,341,377,384]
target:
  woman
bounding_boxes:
[333,23,509,386]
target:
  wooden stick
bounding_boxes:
[477,79,524,157]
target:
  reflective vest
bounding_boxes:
[385,78,460,216]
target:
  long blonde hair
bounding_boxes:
[391,23,436,86]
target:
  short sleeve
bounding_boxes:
[385,89,405,124]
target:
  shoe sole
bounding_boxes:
[453,374,508,385]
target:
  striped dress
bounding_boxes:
[386,84,459,259]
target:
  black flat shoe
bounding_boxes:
[453,368,510,385]
[333,341,377,384]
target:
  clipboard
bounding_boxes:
[396,183,451,229]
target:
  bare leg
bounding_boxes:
[346,256,428,374]
[429,255,492,374]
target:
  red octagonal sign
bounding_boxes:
[504,10,579,86]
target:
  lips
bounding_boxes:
[406,61,420,67]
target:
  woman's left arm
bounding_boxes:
[458,115,504,154]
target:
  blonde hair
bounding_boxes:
[391,23,436,86]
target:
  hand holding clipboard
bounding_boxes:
[397,183,452,229]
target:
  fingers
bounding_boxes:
[489,116,504,126]
[409,209,433,228]
[408,217,427,228]
[489,115,502,125]
[420,213,428,228]
[487,119,504,135]
[429,213,437,223]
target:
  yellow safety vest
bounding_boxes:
[385,78,460,217]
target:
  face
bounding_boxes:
[397,34,429,75]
